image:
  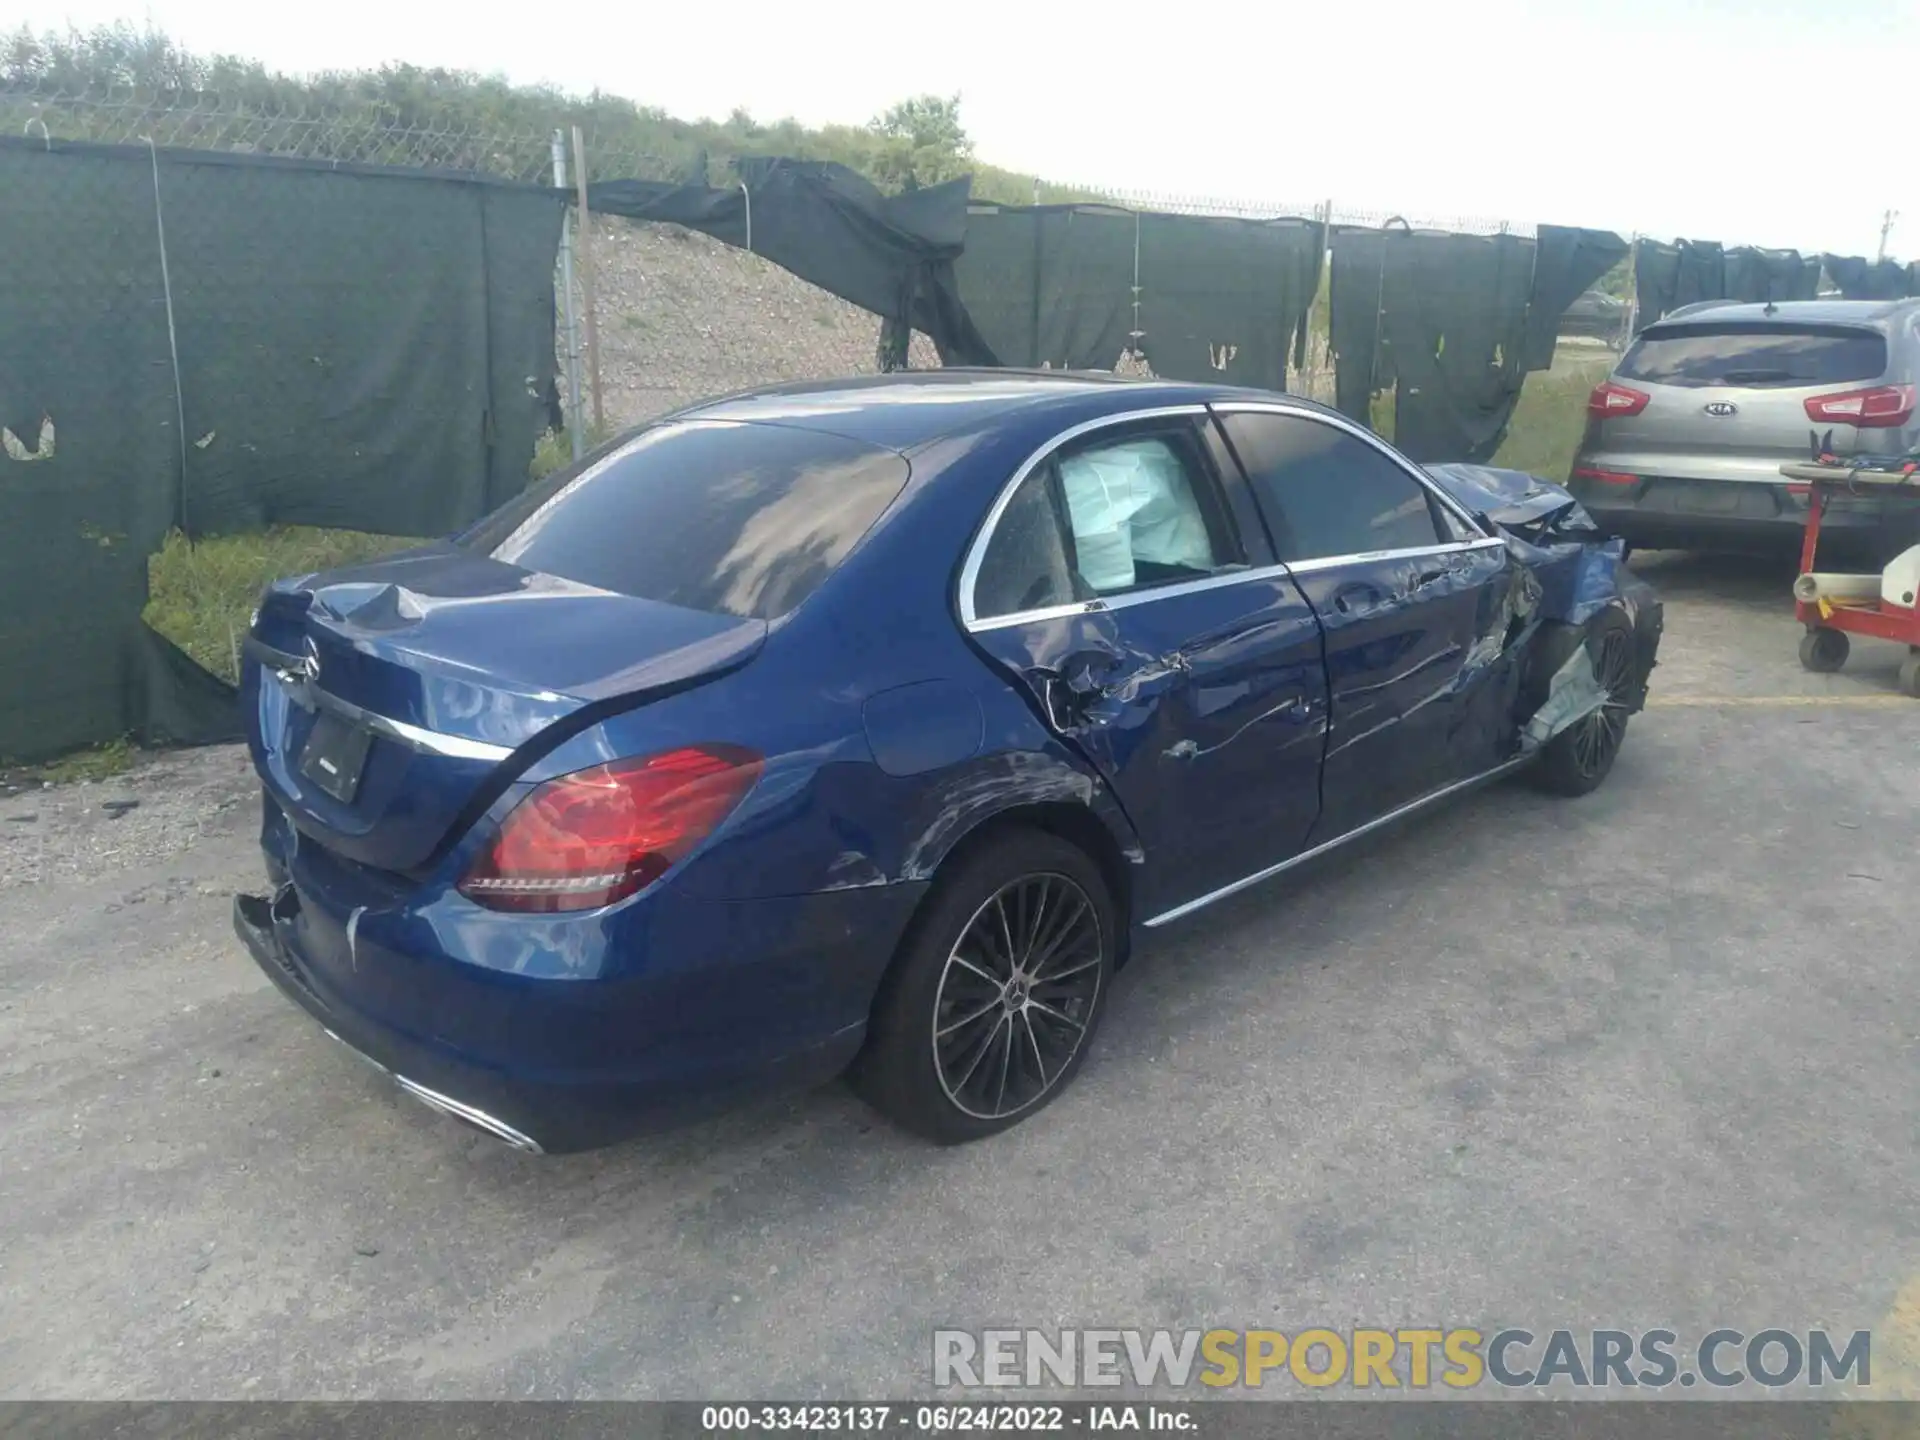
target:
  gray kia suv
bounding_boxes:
[1569,298,1920,559]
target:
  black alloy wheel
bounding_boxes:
[1568,622,1637,784]
[931,874,1103,1122]
[852,829,1116,1143]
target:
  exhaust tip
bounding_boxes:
[319,1026,545,1154]
[393,1074,545,1154]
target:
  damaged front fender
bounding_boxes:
[1426,463,1661,750]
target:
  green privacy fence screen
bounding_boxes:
[0,136,563,762]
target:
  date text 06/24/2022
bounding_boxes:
[702,1406,1191,1432]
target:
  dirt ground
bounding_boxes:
[2,550,1917,1399]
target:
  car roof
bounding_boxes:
[1650,298,1920,330]
[675,368,1290,453]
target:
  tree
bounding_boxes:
[864,94,971,192]
[869,95,970,157]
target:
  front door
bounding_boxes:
[963,416,1329,915]
[1213,405,1521,840]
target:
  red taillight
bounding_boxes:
[1803,383,1916,428]
[459,744,762,913]
[1587,382,1650,419]
[1572,466,1640,486]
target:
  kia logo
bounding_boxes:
[1704,401,1739,417]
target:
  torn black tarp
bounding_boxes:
[952,204,1324,390]
[1722,247,1821,305]
[1632,239,1724,327]
[1329,227,1533,463]
[1328,221,1628,463]
[1522,225,1630,371]
[955,206,1135,376]
[1635,240,1821,326]
[588,159,999,366]
[1821,254,1914,302]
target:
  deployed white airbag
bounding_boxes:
[1058,440,1214,592]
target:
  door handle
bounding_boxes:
[1415,556,1472,589]
[1037,653,1115,697]
[1027,653,1122,730]
[1332,583,1385,616]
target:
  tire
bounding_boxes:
[1528,608,1639,798]
[851,829,1116,1144]
[1899,651,1920,699]
[1799,627,1850,674]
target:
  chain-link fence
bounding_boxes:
[2,70,1585,444]
[1089,185,1537,238]
[0,73,943,437]
[0,76,675,182]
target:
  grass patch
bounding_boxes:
[144,430,603,689]
[530,427,575,481]
[530,423,622,480]
[1492,350,1612,480]
[31,735,137,784]
[144,526,421,684]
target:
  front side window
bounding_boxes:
[1219,412,1445,562]
[971,428,1235,621]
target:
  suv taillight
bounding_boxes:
[1803,384,1916,428]
[459,745,762,913]
[1588,381,1650,419]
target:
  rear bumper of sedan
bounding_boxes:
[234,824,925,1154]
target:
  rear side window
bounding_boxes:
[460,421,908,619]
[1617,325,1888,389]
[1219,412,1444,562]
[971,427,1237,620]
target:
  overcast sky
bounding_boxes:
[42,0,1918,259]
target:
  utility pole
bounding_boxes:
[1877,209,1899,262]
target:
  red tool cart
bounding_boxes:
[1781,460,1920,696]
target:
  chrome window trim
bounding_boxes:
[958,398,1509,633]
[956,404,1211,630]
[1207,399,1495,537]
[965,559,1307,633]
[1143,755,1532,928]
[1281,536,1507,576]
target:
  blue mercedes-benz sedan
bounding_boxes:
[234,371,1662,1151]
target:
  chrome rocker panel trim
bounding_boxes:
[1143,757,1532,928]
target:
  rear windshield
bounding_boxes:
[460,421,908,619]
[1617,324,1887,389]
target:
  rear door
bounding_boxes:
[962,411,1329,913]
[1212,405,1518,841]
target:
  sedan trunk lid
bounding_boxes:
[244,545,766,873]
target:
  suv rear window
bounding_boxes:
[1617,324,1888,389]
[460,421,908,619]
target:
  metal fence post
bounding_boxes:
[552,129,584,463]
[571,124,605,438]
